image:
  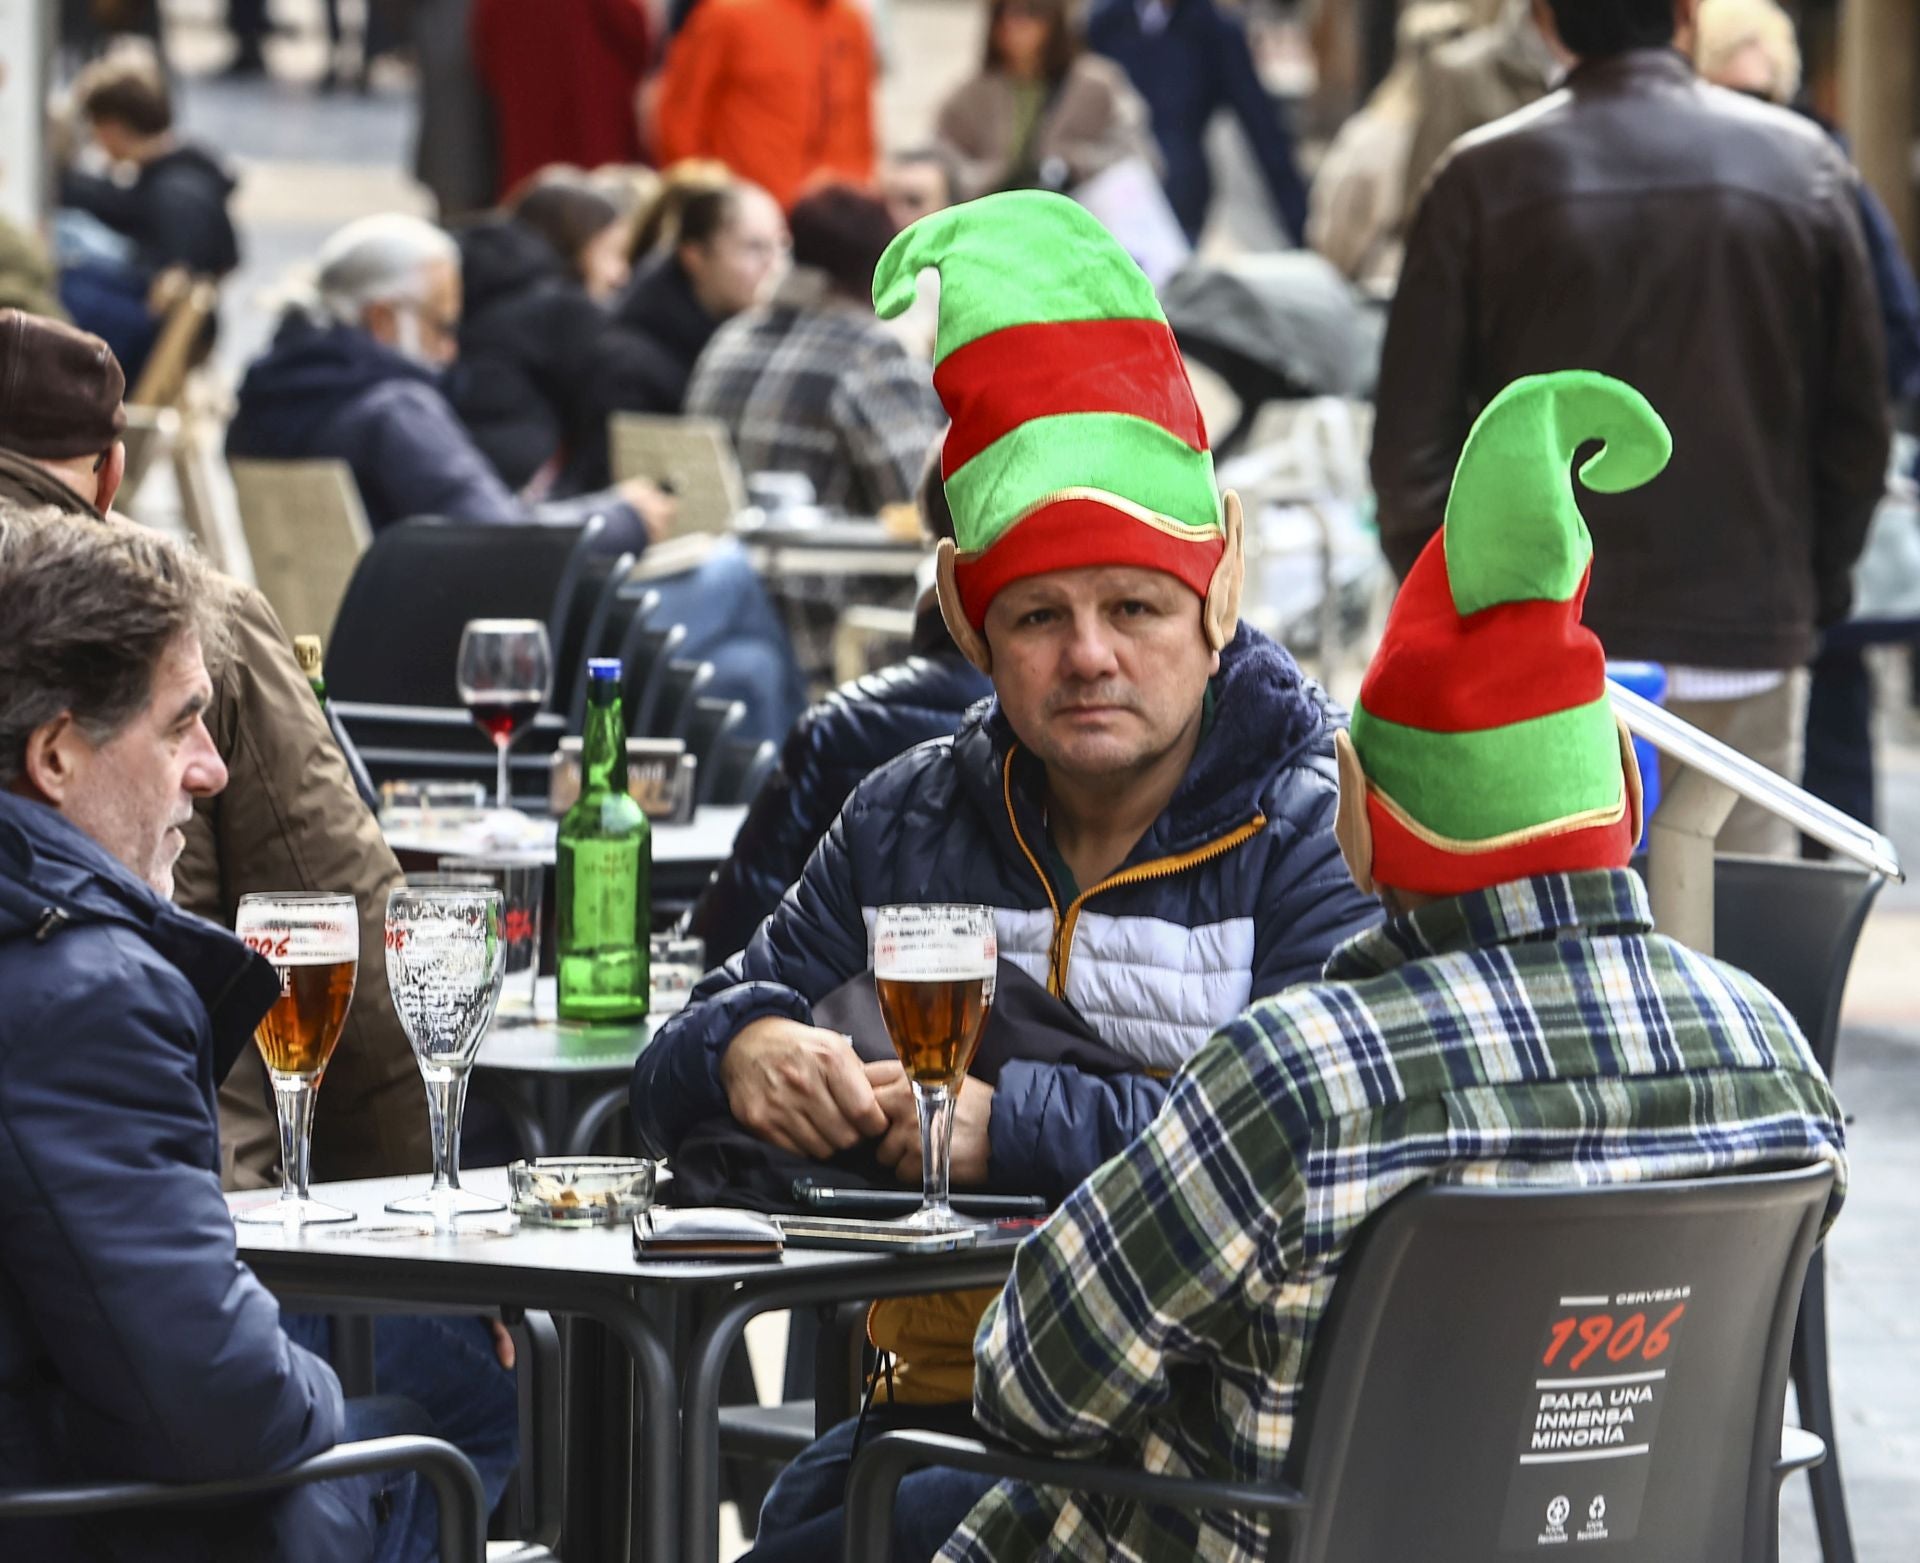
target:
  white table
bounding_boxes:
[381,805,747,870]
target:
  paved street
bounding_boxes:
[116,4,1920,1556]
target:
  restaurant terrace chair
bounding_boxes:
[127,272,219,413]
[705,736,778,807]
[845,1165,1835,1563]
[617,620,687,739]
[228,456,373,645]
[565,569,654,730]
[0,1435,488,1563]
[1709,856,1882,1563]
[647,659,715,743]
[683,698,749,806]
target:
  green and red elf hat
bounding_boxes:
[872,191,1243,658]
[1335,371,1672,899]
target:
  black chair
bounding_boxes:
[683,698,748,804]
[706,736,779,806]
[616,621,687,737]
[325,516,626,707]
[0,1435,487,1563]
[565,570,652,730]
[646,658,715,742]
[1708,857,1882,1563]
[556,551,639,722]
[846,1166,1835,1563]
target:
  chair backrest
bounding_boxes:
[325,518,610,706]
[229,458,373,642]
[683,697,748,803]
[555,550,638,723]
[567,573,654,729]
[706,736,777,807]
[607,413,748,537]
[617,621,687,736]
[128,275,218,410]
[1281,1165,1833,1563]
[115,404,177,513]
[1706,856,1881,1077]
[647,658,714,741]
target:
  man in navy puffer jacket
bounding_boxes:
[0,511,437,1563]
[636,191,1381,1563]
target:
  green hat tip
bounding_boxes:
[1443,370,1672,619]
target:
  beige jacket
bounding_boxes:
[0,449,430,1187]
[1402,0,1558,209]
[934,54,1159,202]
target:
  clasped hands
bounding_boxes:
[717,1017,991,1185]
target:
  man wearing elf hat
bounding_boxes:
[929,370,1847,1563]
[630,192,1378,1556]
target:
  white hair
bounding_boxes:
[1695,0,1802,104]
[314,214,460,327]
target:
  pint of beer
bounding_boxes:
[872,904,997,1229]
[233,892,360,1228]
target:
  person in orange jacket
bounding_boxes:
[650,0,877,209]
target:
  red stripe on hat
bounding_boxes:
[953,496,1224,628]
[936,318,1209,479]
[1360,531,1606,732]
[1366,794,1635,898]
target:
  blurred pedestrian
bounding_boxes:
[935,0,1156,201]
[686,184,945,514]
[1307,1,1472,289]
[470,0,653,201]
[1400,0,1561,210]
[879,146,960,233]
[1086,0,1310,244]
[650,0,875,208]
[1372,0,1891,857]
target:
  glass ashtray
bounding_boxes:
[508,1156,656,1228]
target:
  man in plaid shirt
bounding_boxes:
[940,372,1849,1562]
[686,184,944,515]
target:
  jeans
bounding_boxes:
[744,1405,995,1563]
[281,1314,521,1561]
[647,540,809,746]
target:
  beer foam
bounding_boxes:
[873,962,996,981]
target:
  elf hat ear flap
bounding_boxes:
[1334,728,1375,897]
[1616,713,1645,847]
[1205,490,1245,652]
[935,537,991,673]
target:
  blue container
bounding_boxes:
[1606,661,1668,848]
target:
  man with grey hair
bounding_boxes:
[0,506,443,1563]
[228,212,671,535]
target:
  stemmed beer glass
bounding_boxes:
[233,892,359,1228]
[456,619,553,809]
[872,904,997,1231]
[383,887,508,1227]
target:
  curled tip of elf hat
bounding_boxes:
[876,192,1240,657]
[1339,370,1672,899]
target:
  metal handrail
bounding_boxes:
[1609,680,1903,882]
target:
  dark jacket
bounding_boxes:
[448,218,610,493]
[689,602,993,963]
[0,449,431,1190]
[226,312,643,535]
[1086,0,1307,243]
[1372,50,1891,670]
[632,625,1380,1199]
[60,144,240,276]
[0,792,345,1562]
[575,253,724,489]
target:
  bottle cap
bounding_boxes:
[293,635,323,677]
[587,658,622,682]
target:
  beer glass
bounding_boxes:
[872,904,997,1231]
[456,619,553,809]
[383,887,508,1226]
[232,892,359,1227]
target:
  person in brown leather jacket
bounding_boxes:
[1371,0,1891,856]
[0,308,428,1187]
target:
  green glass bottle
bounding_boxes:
[556,658,651,1022]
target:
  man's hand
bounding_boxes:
[719,1018,889,1160]
[868,1060,993,1187]
[616,476,678,543]
[489,1319,516,1372]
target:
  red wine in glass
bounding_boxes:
[456,619,554,808]
[467,694,544,746]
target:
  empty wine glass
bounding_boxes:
[232,892,359,1228]
[456,619,553,809]
[383,887,508,1226]
[872,904,997,1231]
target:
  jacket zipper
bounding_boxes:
[1000,748,1267,998]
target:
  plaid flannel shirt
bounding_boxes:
[684,267,946,514]
[943,869,1848,1563]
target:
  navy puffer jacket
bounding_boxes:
[0,794,346,1562]
[632,625,1381,1199]
[689,604,993,963]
